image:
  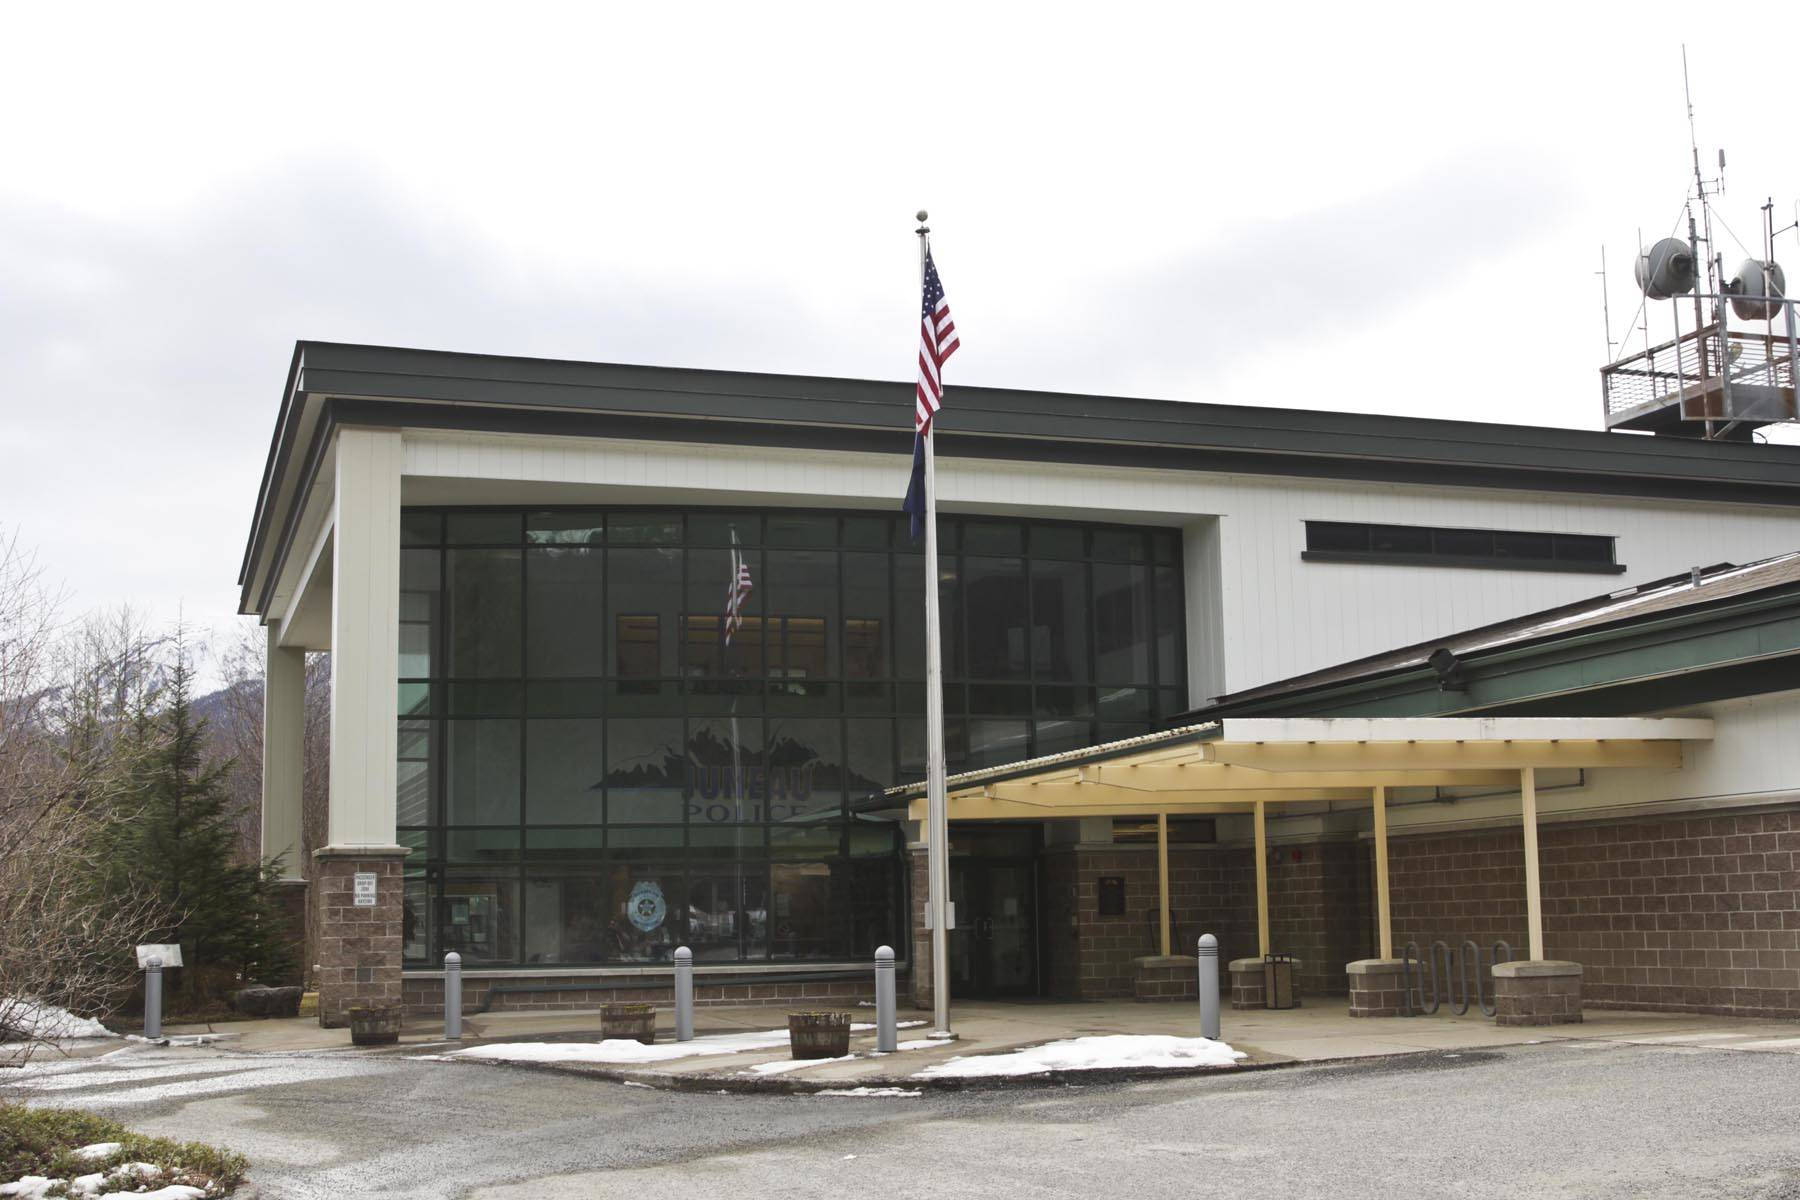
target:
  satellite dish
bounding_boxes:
[1636,237,1697,299]
[1729,258,1786,320]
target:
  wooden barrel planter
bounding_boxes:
[347,1004,402,1047]
[600,1002,657,1045]
[787,1011,852,1059]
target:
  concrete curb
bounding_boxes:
[433,1049,1297,1094]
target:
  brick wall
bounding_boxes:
[1261,840,1373,997]
[1388,804,1800,1019]
[313,853,406,1027]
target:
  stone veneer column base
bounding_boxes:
[1133,955,1197,1002]
[1346,958,1410,1017]
[312,847,410,1029]
[1493,960,1583,1026]
[1228,957,1304,1009]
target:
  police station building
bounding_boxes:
[243,342,1800,1026]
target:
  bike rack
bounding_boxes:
[1400,938,1514,1018]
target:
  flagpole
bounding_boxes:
[917,211,952,1036]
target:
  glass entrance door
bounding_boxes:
[949,857,1039,997]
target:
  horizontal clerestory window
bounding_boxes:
[1302,521,1624,574]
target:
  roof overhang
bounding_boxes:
[883,717,1713,821]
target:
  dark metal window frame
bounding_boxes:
[1301,520,1625,575]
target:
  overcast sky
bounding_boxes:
[7,3,1800,677]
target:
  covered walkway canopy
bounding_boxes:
[885,717,1714,965]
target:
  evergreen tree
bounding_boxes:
[104,644,293,1007]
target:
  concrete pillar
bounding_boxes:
[314,426,408,1027]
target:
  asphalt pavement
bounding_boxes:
[6,1037,1800,1198]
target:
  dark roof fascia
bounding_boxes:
[1187,584,1800,720]
[237,344,309,590]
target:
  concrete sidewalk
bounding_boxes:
[150,997,1800,1091]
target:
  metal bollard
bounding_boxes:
[444,952,463,1040]
[144,957,163,1041]
[674,946,694,1042]
[1197,934,1220,1041]
[875,945,897,1053]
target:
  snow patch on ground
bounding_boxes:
[452,1029,793,1065]
[2,1001,114,1041]
[70,1143,122,1161]
[745,1054,854,1075]
[913,1034,1245,1079]
[816,1086,922,1097]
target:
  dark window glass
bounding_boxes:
[1153,565,1182,687]
[526,512,604,545]
[687,513,759,546]
[1151,530,1179,564]
[439,870,519,964]
[1491,531,1553,560]
[845,718,895,797]
[965,557,1030,680]
[600,866,682,961]
[446,512,521,545]
[963,521,1024,556]
[842,516,887,548]
[445,720,520,825]
[843,553,889,680]
[609,514,682,546]
[766,549,838,680]
[766,514,836,547]
[848,856,900,958]
[684,546,762,678]
[772,862,843,960]
[969,683,1032,716]
[606,718,685,824]
[400,549,440,678]
[526,827,607,854]
[1554,535,1613,563]
[398,681,432,716]
[1030,559,1090,682]
[401,512,442,547]
[446,681,521,717]
[446,829,520,862]
[524,871,607,964]
[397,720,435,827]
[526,719,604,824]
[688,866,767,961]
[968,719,1029,769]
[686,716,765,824]
[1307,523,1370,553]
[527,680,608,717]
[1030,525,1086,560]
[526,547,605,677]
[446,549,521,677]
[1370,525,1432,555]
[1433,528,1493,558]
[403,873,429,961]
[608,548,680,677]
[1098,687,1153,723]
[1033,717,1093,757]
[1092,529,1148,561]
[1093,563,1152,683]
[767,717,843,822]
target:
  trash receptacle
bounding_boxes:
[1263,954,1298,1010]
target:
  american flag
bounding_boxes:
[723,539,753,646]
[915,249,960,433]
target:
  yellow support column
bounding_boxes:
[1372,785,1393,960]
[1157,813,1172,957]
[1521,766,1544,960]
[1254,799,1270,957]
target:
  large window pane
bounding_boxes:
[845,718,895,797]
[445,720,520,825]
[772,862,843,960]
[1031,559,1090,682]
[843,552,889,680]
[601,865,682,962]
[403,872,429,962]
[766,549,838,680]
[848,856,899,958]
[766,717,843,823]
[439,870,519,964]
[1153,564,1182,687]
[397,720,435,827]
[526,547,605,677]
[526,719,604,824]
[606,717,685,824]
[684,546,761,678]
[1093,562,1152,684]
[608,548,681,677]
[399,549,440,678]
[524,871,608,964]
[686,716,764,824]
[688,865,768,961]
[895,557,959,679]
[966,557,1029,680]
[446,549,522,677]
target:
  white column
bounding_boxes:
[262,624,306,880]
[325,427,404,851]
[1521,766,1545,960]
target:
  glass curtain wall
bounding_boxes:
[397,508,1185,968]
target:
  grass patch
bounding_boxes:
[0,1102,247,1195]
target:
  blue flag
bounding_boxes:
[903,432,926,540]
